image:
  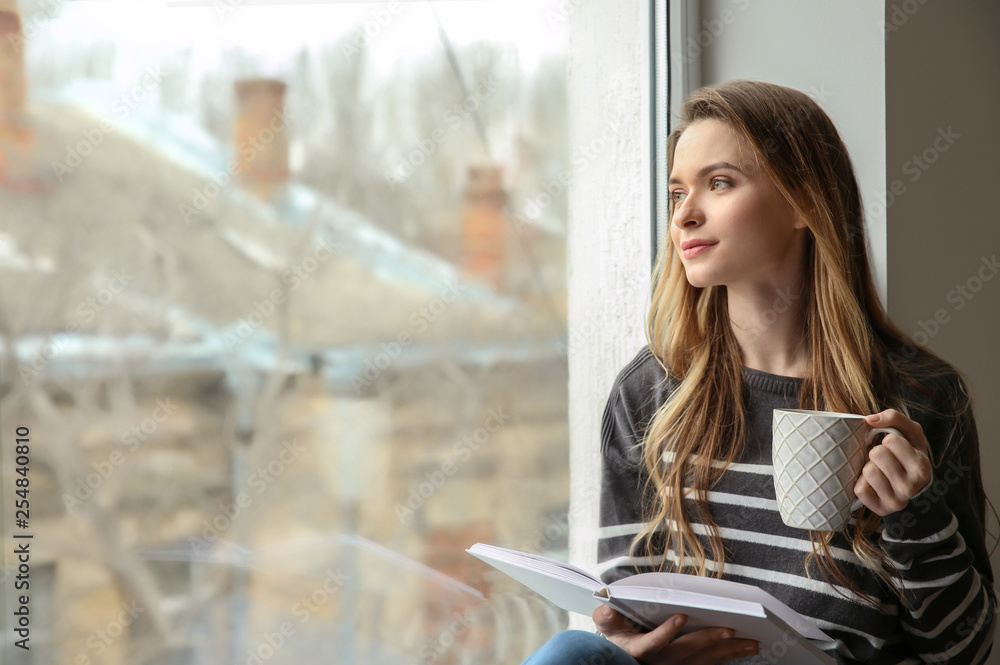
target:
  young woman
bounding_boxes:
[523,80,995,665]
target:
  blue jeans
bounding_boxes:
[522,630,640,665]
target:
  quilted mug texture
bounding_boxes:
[772,410,868,531]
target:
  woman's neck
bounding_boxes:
[726,283,810,379]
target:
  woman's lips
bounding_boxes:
[682,242,717,259]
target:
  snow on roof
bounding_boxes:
[1,98,564,384]
[1,99,545,348]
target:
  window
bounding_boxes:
[1,1,569,663]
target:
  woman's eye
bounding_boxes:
[669,190,686,203]
[709,178,731,191]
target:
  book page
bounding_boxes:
[467,544,605,616]
[614,572,831,641]
[603,586,836,665]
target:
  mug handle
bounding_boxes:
[850,427,906,512]
[865,426,904,446]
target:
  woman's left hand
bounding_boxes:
[854,409,933,516]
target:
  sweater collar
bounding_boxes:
[742,366,804,397]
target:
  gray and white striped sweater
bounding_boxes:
[598,347,995,665]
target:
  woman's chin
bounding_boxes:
[682,272,719,290]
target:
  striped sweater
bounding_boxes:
[597,347,996,665]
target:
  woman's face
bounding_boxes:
[668,119,808,291]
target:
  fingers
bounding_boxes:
[853,474,881,514]
[873,435,932,494]
[857,411,933,515]
[884,434,933,485]
[677,636,760,664]
[856,450,906,515]
[636,626,758,665]
[647,614,690,646]
[592,605,642,637]
[592,607,760,665]
[668,627,758,662]
[630,615,691,657]
[865,409,929,455]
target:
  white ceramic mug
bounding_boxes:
[772,409,902,531]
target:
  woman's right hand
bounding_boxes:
[592,605,759,665]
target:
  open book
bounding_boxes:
[467,543,836,665]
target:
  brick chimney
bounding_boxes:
[461,165,507,290]
[233,78,289,201]
[0,8,35,191]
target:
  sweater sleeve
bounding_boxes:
[879,379,996,665]
[596,348,669,584]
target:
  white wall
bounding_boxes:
[565,0,652,621]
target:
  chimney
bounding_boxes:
[0,8,35,191]
[460,165,507,290]
[233,78,289,201]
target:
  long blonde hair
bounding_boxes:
[637,80,980,603]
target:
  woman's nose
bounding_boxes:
[671,198,704,229]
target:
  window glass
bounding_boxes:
[0,1,569,663]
